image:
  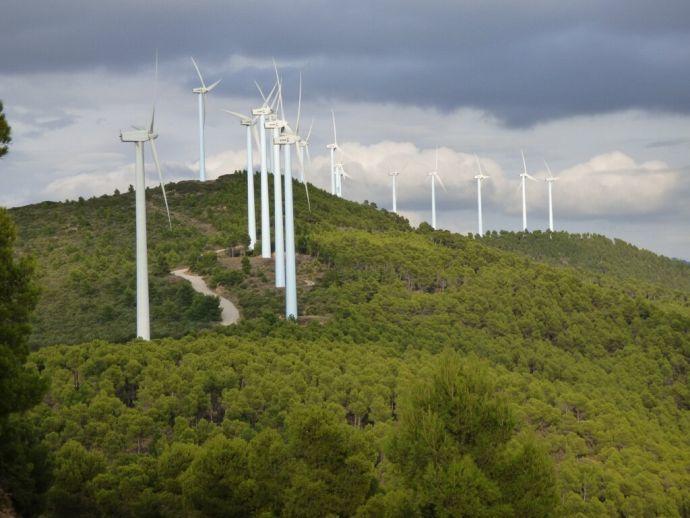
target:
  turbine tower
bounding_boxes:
[427,148,447,230]
[252,82,278,259]
[520,150,537,231]
[191,57,221,182]
[222,109,260,251]
[543,160,559,232]
[389,171,400,213]
[119,81,172,340]
[474,154,489,236]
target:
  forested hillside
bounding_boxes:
[10,174,408,347]
[480,230,690,301]
[5,174,690,516]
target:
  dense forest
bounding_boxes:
[3,173,690,516]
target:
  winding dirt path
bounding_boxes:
[171,268,240,325]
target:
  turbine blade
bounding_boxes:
[272,59,284,119]
[543,159,554,179]
[252,124,260,151]
[521,149,527,175]
[222,109,249,120]
[255,81,267,103]
[331,110,337,145]
[304,181,311,212]
[153,49,159,109]
[149,106,155,134]
[149,138,172,230]
[206,78,222,92]
[295,72,302,134]
[435,147,439,172]
[436,173,448,192]
[305,144,311,163]
[265,81,279,108]
[305,118,314,142]
[191,57,206,89]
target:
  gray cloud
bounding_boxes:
[3,1,690,125]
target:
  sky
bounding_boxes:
[1,0,689,259]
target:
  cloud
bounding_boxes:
[3,1,690,125]
[304,144,685,220]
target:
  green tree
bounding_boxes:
[0,208,47,514]
[47,440,105,517]
[387,352,557,517]
[0,101,10,158]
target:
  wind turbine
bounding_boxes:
[266,62,286,288]
[327,110,341,196]
[191,57,221,182]
[520,150,537,231]
[334,163,353,197]
[428,148,447,230]
[222,108,260,251]
[474,154,489,236]
[543,160,559,231]
[252,81,278,259]
[388,170,400,213]
[119,58,172,341]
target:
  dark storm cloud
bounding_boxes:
[3,0,690,125]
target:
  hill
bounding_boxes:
[10,174,408,347]
[480,230,690,304]
[5,173,690,516]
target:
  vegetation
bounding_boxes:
[4,174,690,515]
[0,209,48,515]
[0,100,10,158]
[480,230,690,303]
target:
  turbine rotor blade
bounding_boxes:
[331,110,338,145]
[251,124,260,151]
[149,137,172,230]
[295,72,302,134]
[305,119,314,142]
[191,57,206,89]
[206,79,222,92]
[436,173,448,192]
[521,149,527,174]
[222,109,250,120]
[255,81,267,103]
[543,159,554,179]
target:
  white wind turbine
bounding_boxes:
[520,150,537,231]
[327,110,350,196]
[388,170,400,213]
[428,148,447,229]
[119,59,172,341]
[543,160,559,231]
[266,62,287,288]
[222,108,261,251]
[191,58,221,182]
[276,76,310,319]
[474,154,489,236]
[252,81,279,258]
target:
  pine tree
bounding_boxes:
[0,101,10,158]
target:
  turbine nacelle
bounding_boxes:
[265,118,286,130]
[252,106,272,116]
[389,171,400,177]
[120,129,155,142]
[275,134,299,146]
